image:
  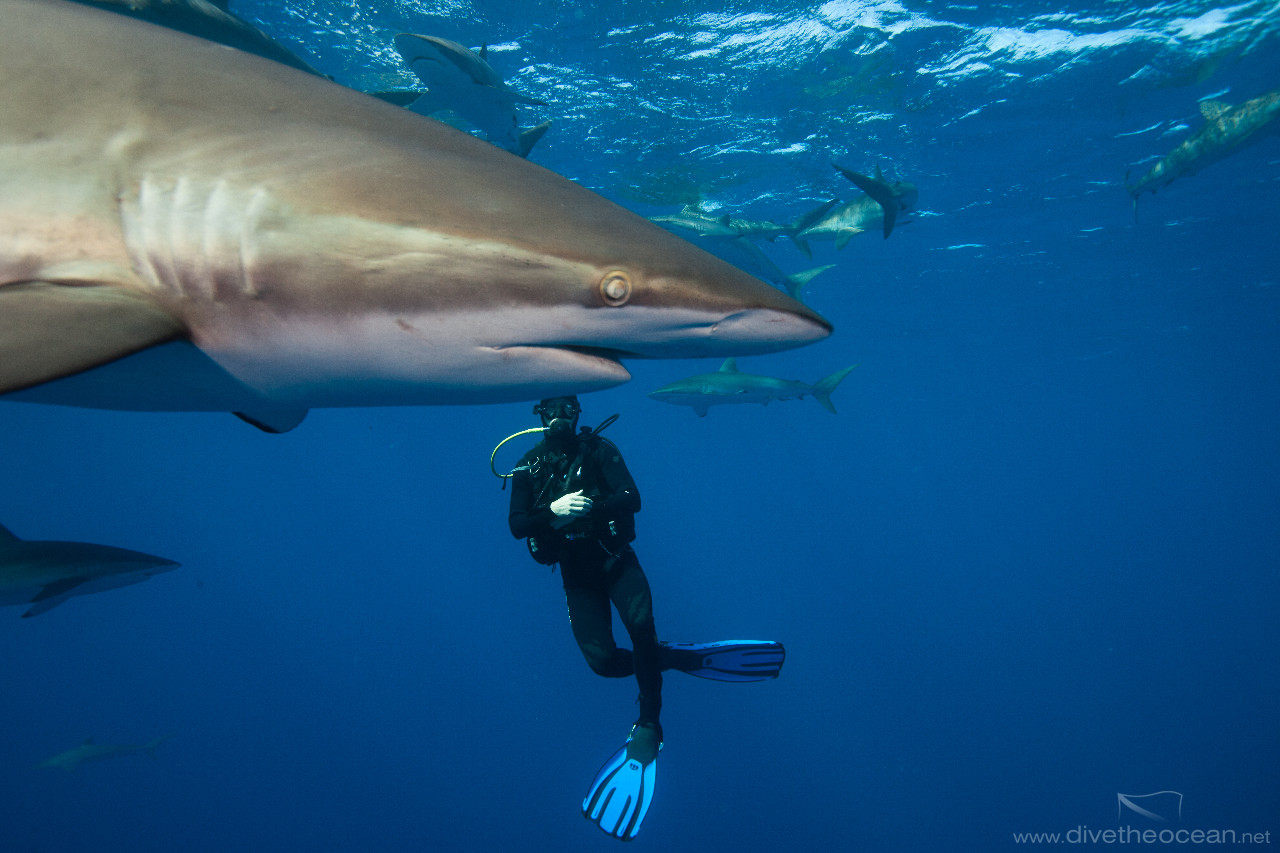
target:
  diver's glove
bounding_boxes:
[550,490,593,518]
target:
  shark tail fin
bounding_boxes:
[832,163,899,238]
[786,199,838,259]
[785,264,837,301]
[790,199,840,232]
[788,236,814,258]
[516,120,553,158]
[0,523,19,544]
[810,364,860,414]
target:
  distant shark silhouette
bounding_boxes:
[648,358,858,416]
[37,734,174,771]
[0,523,179,617]
[1127,88,1280,202]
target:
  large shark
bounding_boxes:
[0,523,180,617]
[0,0,830,433]
[796,165,918,251]
[37,734,174,771]
[1126,88,1280,200]
[648,358,858,417]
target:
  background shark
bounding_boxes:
[650,199,838,254]
[648,358,858,416]
[0,0,830,433]
[390,33,552,158]
[37,734,174,771]
[796,165,918,251]
[1127,87,1280,199]
[0,523,179,618]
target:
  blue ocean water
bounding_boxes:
[2,1,1278,850]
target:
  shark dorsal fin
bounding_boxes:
[1199,99,1231,121]
[719,358,739,373]
[0,523,19,544]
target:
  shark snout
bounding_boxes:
[711,307,832,347]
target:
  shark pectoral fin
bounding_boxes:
[0,282,182,395]
[232,407,309,434]
[834,230,861,250]
[23,576,90,617]
[30,577,88,602]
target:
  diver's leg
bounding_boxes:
[562,555,635,678]
[606,548,662,728]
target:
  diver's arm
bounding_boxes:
[508,469,558,539]
[590,442,641,517]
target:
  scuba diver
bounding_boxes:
[504,395,785,841]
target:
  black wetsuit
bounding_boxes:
[508,431,662,729]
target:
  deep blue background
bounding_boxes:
[3,1,1278,850]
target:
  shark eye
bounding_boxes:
[599,271,632,307]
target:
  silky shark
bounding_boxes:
[37,734,174,771]
[0,523,179,617]
[0,0,830,433]
[1127,88,1280,201]
[797,165,917,252]
[650,199,838,254]
[390,33,552,158]
[648,358,858,416]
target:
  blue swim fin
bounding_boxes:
[582,722,661,841]
[660,640,785,681]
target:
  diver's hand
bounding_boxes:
[550,490,593,518]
